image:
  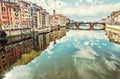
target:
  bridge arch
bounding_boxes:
[67,22,106,30]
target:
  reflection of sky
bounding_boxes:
[4,30,120,79]
[80,25,103,29]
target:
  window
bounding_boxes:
[2,16,4,19]
[1,7,5,11]
[3,60,5,63]
[15,13,18,16]
[3,64,6,67]
[3,21,7,24]
[0,50,4,55]
[2,56,5,59]
[3,64,6,70]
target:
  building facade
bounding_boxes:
[45,12,50,27]
[7,2,22,29]
[0,1,10,30]
[50,10,67,29]
[0,1,22,37]
[0,1,67,77]
[102,10,120,25]
[19,0,31,29]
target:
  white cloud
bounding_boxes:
[86,0,94,3]
[26,0,120,21]
[4,65,32,79]
[61,3,120,16]
[73,46,99,60]
[45,42,54,58]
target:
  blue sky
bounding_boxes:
[28,0,120,22]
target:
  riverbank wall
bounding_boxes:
[0,27,66,77]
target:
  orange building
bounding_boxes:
[7,2,22,29]
[50,10,67,28]
[0,1,22,30]
[0,1,10,30]
[19,0,32,28]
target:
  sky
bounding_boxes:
[26,0,120,22]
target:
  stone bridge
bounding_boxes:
[66,22,106,30]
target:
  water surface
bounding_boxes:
[4,30,120,79]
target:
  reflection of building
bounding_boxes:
[106,29,120,44]
[0,48,8,76]
[50,10,67,28]
[0,0,67,77]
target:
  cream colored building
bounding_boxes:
[50,10,67,27]
[102,10,120,25]
[45,12,50,27]
[38,9,50,28]
[39,9,46,28]
[114,14,120,24]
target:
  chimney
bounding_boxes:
[53,10,56,15]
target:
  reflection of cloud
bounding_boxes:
[3,28,120,79]
[4,65,31,79]
[84,41,89,45]
[67,30,108,40]
[73,57,108,79]
[110,54,119,60]
[102,43,107,46]
[45,42,54,58]
[97,46,101,48]
[104,58,119,71]
[57,37,66,43]
[114,44,120,49]
[86,0,94,3]
[73,55,120,79]
[73,46,99,60]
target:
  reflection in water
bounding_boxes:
[79,24,105,30]
[106,30,120,44]
[3,30,120,79]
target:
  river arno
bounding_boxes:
[3,30,120,79]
